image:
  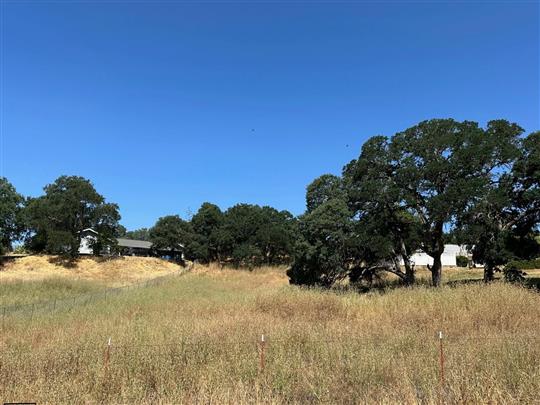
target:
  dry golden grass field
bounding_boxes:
[1,258,539,404]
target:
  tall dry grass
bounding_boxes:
[1,265,539,404]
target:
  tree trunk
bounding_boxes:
[403,256,415,285]
[483,264,495,282]
[428,222,444,287]
[399,240,415,285]
[431,254,442,287]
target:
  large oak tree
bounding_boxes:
[25,176,121,257]
[377,119,522,286]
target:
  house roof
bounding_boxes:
[413,244,470,256]
[80,228,99,235]
[116,238,153,249]
[79,228,183,252]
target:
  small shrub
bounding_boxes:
[503,265,527,283]
[506,258,540,270]
[456,255,469,268]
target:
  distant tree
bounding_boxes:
[149,215,191,260]
[231,243,263,269]
[92,203,122,254]
[0,177,24,254]
[220,204,263,266]
[24,176,121,258]
[125,228,151,241]
[287,199,354,287]
[189,203,224,262]
[190,203,298,267]
[117,225,127,237]
[184,233,210,262]
[306,174,346,213]
[252,206,297,265]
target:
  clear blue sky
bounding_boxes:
[2,1,538,230]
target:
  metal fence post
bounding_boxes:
[104,337,112,372]
[438,331,445,402]
[259,334,266,374]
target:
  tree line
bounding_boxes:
[1,118,538,286]
[0,176,298,267]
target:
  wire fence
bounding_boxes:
[2,332,538,405]
[0,268,188,322]
[2,332,539,386]
[3,332,539,359]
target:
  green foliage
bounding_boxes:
[124,228,151,241]
[149,215,191,260]
[506,258,540,270]
[152,202,297,266]
[343,135,422,285]
[188,203,224,262]
[219,204,297,267]
[456,255,469,268]
[291,118,531,288]
[0,177,24,254]
[24,176,121,257]
[287,199,354,287]
[503,265,527,283]
[306,174,346,213]
[457,130,540,280]
[386,119,523,286]
[231,243,262,268]
[1,119,536,287]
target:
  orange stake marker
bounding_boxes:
[260,334,266,373]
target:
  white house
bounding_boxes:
[405,244,470,267]
[78,228,98,255]
[78,228,184,260]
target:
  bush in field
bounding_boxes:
[503,264,527,283]
[456,255,469,267]
[506,258,540,270]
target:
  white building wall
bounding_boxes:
[78,231,97,255]
[405,244,465,267]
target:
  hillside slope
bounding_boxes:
[0,255,182,286]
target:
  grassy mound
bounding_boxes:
[0,255,182,286]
